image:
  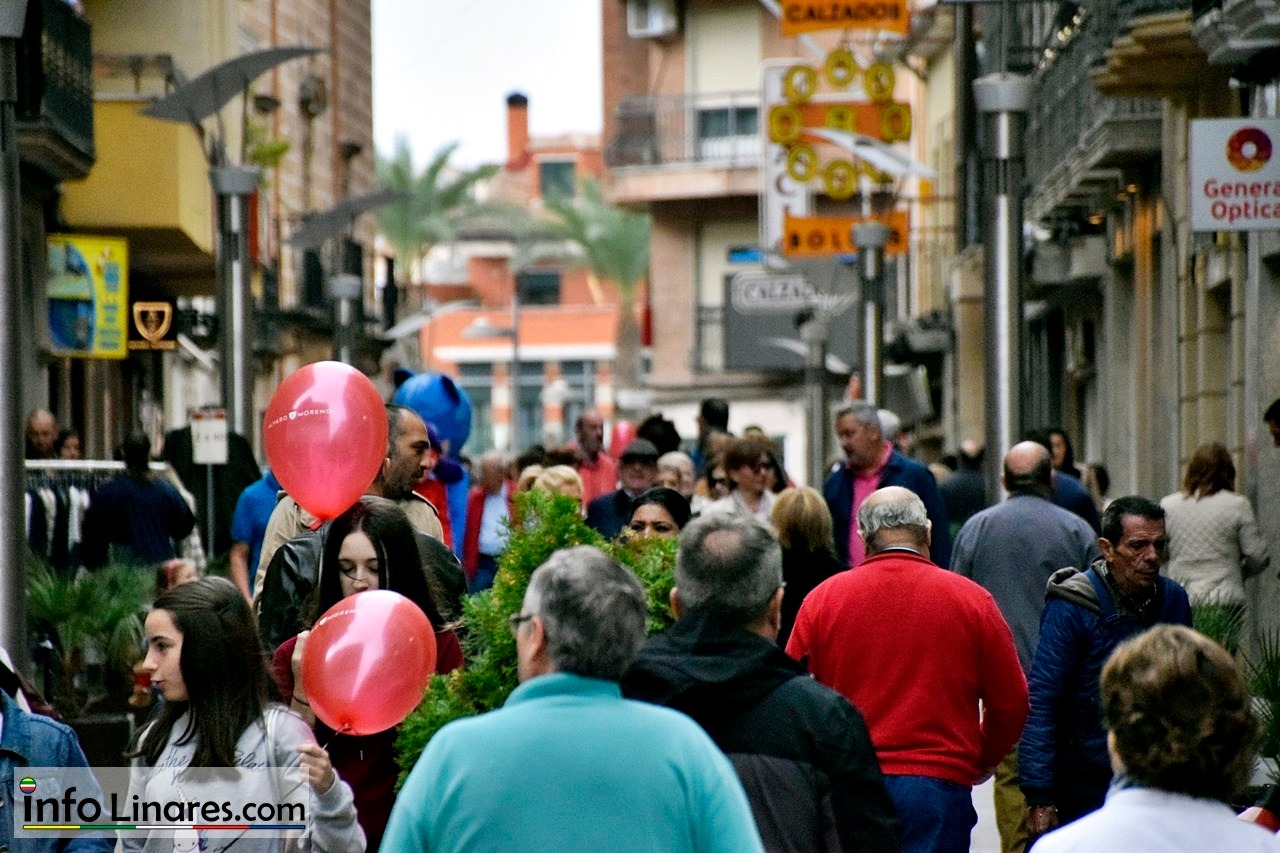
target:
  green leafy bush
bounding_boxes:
[395,491,676,785]
[27,560,151,716]
[1191,602,1246,653]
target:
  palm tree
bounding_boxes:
[544,178,651,410]
[376,137,498,283]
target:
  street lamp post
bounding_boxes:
[974,73,1031,502]
[210,165,259,443]
[0,0,29,671]
[328,273,361,365]
[143,46,321,450]
[799,315,830,489]
[852,222,891,407]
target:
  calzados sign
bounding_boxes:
[781,0,909,36]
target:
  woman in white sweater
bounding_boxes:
[1160,442,1269,651]
[125,577,364,852]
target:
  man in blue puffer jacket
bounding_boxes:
[1019,496,1192,844]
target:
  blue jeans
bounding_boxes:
[882,774,976,853]
[469,553,498,593]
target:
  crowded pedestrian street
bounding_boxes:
[4,0,1280,851]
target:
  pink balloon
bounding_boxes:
[263,361,388,521]
[301,590,437,735]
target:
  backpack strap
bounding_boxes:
[1083,567,1117,620]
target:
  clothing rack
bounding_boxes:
[25,461,181,575]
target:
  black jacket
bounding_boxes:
[585,488,634,540]
[622,613,900,852]
[257,525,466,653]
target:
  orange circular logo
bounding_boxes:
[1226,127,1272,172]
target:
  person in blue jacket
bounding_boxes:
[0,674,113,852]
[824,402,950,568]
[1019,495,1192,843]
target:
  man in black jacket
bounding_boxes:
[622,514,900,852]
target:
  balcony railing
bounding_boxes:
[1025,3,1163,194]
[606,91,760,169]
[16,0,94,178]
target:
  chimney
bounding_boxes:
[506,92,529,169]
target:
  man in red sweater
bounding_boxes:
[788,486,1028,853]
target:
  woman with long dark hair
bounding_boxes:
[127,576,363,852]
[272,497,462,851]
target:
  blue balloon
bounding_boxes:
[392,372,472,456]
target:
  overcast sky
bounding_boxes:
[372,0,604,170]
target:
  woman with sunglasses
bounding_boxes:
[690,453,730,515]
[702,437,781,529]
[272,498,463,852]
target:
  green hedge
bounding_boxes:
[394,491,677,785]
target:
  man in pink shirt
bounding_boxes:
[574,411,617,505]
[823,402,951,567]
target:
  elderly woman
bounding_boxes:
[1160,442,1269,650]
[532,464,584,504]
[1034,624,1272,851]
[657,451,697,502]
[703,437,779,527]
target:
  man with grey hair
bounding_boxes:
[624,515,899,851]
[385,546,765,852]
[789,487,1028,853]
[825,402,951,569]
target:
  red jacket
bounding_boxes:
[413,478,452,550]
[462,483,515,580]
[787,548,1028,785]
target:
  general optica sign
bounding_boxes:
[1189,118,1280,232]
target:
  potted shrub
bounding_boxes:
[27,559,151,765]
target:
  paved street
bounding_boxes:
[971,777,1002,852]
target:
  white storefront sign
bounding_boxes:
[1190,118,1280,232]
[191,407,229,465]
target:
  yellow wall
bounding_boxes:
[62,100,214,255]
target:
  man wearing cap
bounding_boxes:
[586,439,660,539]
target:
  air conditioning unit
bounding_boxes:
[627,0,679,39]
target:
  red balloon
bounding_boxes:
[301,590,437,735]
[263,361,388,521]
